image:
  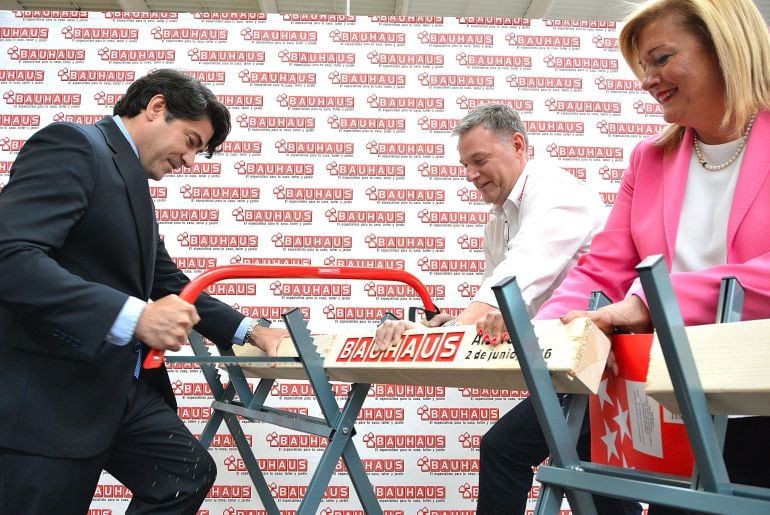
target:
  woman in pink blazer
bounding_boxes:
[477,1,770,513]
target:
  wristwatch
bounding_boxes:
[241,318,259,346]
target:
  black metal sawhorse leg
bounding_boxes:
[168,309,381,514]
[492,277,598,514]
[535,291,612,513]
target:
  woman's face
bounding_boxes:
[637,14,727,143]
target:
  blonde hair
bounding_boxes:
[619,0,770,152]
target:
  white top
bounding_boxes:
[673,139,744,273]
[473,158,606,316]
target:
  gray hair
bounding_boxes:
[452,103,529,148]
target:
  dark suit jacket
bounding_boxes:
[0,117,243,459]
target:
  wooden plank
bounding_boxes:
[230,334,337,380]
[230,317,609,393]
[645,319,770,415]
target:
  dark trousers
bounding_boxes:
[477,396,642,514]
[0,379,215,515]
[648,416,770,515]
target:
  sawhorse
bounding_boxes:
[492,254,770,514]
[163,265,440,514]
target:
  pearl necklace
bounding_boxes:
[693,113,757,171]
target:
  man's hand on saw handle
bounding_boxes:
[134,294,289,356]
[134,295,199,352]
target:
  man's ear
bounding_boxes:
[512,132,526,152]
[145,94,166,121]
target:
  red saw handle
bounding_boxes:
[143,265,440,369]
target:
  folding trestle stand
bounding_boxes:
[492,254,770,514]
[163,265,439,514]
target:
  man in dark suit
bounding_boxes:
[0,69,287,514]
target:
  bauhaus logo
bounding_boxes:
[195,11,265,20]
[419,162,465,179]
[239,69,316,85]
[329,29,405,44]
[323,305,404,321]
[0,27,48,39]
[4,90,80,106]
[0,69,45,82]
[275,139,353,155]
[417,31,493,46]
[366,140,444,157]
[269,280,351,298]
[328,70,405,87]
[324,207,405,225]
[6,46,86,62]
[61,26,138,41]
[506,33,579,48]
[458,16,529,26]
[327,161,405,178]
[235,162,313,177]
[509,75,582,91]
[0,114,39,128]
[278,49,354,65]
[367,94,443,110]
[417,405,499,422]
[417,456,480,474]
[98,47,174,63]
[546,142,623,161]
[543,54,618,71]
[418,72,494,88]
[151,26,228,41]
[456,52,530,68]
[269,484,348,500]
[232,207,312,224]
[334,332,462,362]
[456,96,532,112]
[240,28,316,42]
[327,114,405,132]
[220,141,263,155]
[595,76,642,92]
[363,432,446,450]
[367,50,443,67]
[188,48,263,63]
[271,232,352,249]
[179,184,259,201]
[364,234,445,250]
[177,232,258,249]
[276,92,354,109]
[364,281,445,300]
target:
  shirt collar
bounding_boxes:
[492,160,530,219]
[112,115,139,159]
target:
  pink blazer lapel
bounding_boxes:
[728,110,770,247]
[661,129,694,265]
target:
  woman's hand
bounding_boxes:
[559,295,652,335]
[474,310,509,346]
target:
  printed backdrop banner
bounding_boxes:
[0,9,665,514]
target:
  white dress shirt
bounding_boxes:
[472,158,606,316]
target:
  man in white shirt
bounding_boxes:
[374,102,604,339]
[373,104,640,514]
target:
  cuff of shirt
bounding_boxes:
[106,296,146,346]
[233,317,254,346]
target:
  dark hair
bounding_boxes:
[113,68,230,158]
